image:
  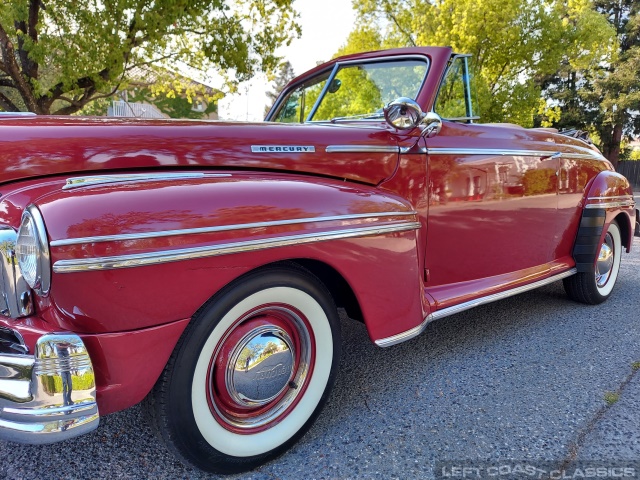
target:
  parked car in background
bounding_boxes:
[0,47,637,474]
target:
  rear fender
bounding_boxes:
[573,171,635,271]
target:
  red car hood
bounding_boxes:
[0,116,400,186]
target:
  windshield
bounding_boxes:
[271,58,429,123]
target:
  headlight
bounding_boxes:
[16,205,51,296]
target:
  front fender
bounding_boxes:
[31,171,422,337]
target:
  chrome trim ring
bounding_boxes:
[50,211,417,247]
[209,305,312,431]
[375,268,578,347]
[596,233,615,288]
[19,205,51,296]
[53,221,421,273]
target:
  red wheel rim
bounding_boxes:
[206,303,316,434]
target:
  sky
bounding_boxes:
[217,0,357,122]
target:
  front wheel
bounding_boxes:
[145,265,341,474]
[563,220,622,304]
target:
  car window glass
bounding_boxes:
[273,73,330,123]
[311,60,428,121]
[434,57,470,119]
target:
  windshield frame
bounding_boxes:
[268,54,431,124]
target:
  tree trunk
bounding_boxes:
[602,123,623,170]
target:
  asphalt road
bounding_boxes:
[2,236,639,480]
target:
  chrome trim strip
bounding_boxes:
[425,148,602,160]
[0,112,36,117]
[375,268,578,347]
[585,201,636,209]
[63,172,231,190]
[326,145,400,154]
[53,222,421,273]
[587,196,634,201]
[3,401,96,417]
[400,146,428,154]
[50,211,417,247]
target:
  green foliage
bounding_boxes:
[539,1,640,167]
[344,0,616,126]
[604,391,620,405]
[0,1,300,114]
[128,86,218,119]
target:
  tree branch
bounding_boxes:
[44,8,147,107]
[0,22,38,111]
[0,91,19,111]
[52,82,121,115]
[13,0,39,80]
[388,12,416,46]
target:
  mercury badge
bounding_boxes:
[251,145,316,153]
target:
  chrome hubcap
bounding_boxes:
[208,305,313,432]
[226,326,294,406]
[596,233,614,288]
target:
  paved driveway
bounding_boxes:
[2,238,639,480]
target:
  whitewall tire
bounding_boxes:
[564,221,622,304]
[144,265,341,474]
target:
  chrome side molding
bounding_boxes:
[585,195,635,210]
[326,145,400,153]
[425,148,603,161]
[50,211,417,247]
[375,268,578,347]
[53,221,421,273]
[63,172,231,190]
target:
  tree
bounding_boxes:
[539,1,640,167]
[0,1,300,114]
[264,60,295,115]
[343,0,616,126]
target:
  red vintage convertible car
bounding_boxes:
[0,47,637,473]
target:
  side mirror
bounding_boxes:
[421,112,443,138]
[383,97,425,130]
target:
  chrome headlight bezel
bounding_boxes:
[16,205,51,296]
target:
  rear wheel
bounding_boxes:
[563,221,622,304]
[145,265,341,474]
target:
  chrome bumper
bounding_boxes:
[0,332,99,444]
